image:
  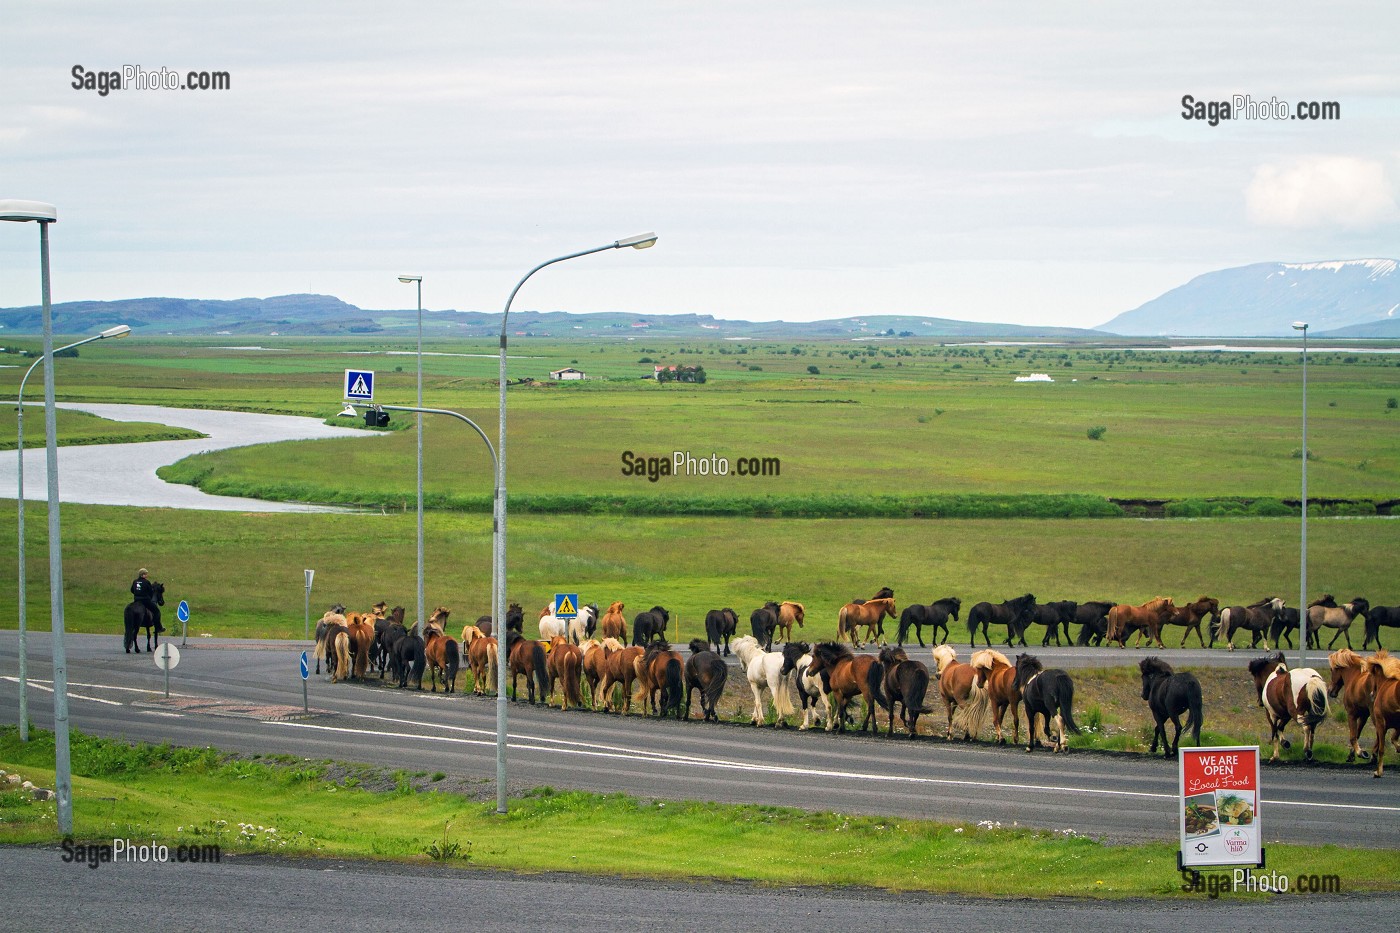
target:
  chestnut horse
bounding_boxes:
[546,636,585,711]
[465,631,497,695]
[806,641,885,734]
[776,601,806,643]
[968,649,1019,745]
[1360,651,1400,778]
[1160,596,1219,649]
[600,601,628,641]
[506,632,549,704]
[346,616,376,679]
[1328,648,1374,763]
[837,597,896,649]
[581,638,622,707]
[598,643,645,713]
[1248,651,1328,762]
[1104,597,1175,649]
[423,628,460,693]
[633,640,685,718]
[931,645,984,740]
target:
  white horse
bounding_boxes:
[567,603,599,644]
[732,635,795,727]
[538,604,569,642]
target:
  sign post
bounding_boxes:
[176,599,190,647]
[1178,745,1263,871]
[303,569,315,640]
[344,369,375,402]
[553,593,579,619]
[299,650,310,712]
[153,642,180,698]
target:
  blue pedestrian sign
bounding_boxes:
[300,651,310,680]
[176,600,190,624]
[344,369,375,401]
[553,593,579,619]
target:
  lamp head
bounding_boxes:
[99,324,132,339]
[339,404,359,417]
[0,199,57,223]
[615,232,658,250]
[398,276,422,284]
[1292,321,1309,331]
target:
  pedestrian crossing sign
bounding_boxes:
[344,369,375,401]
[554,593,578,618]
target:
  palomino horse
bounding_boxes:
[1363,604,1400,651]
[749,601,782,651]
[1247,651,1328,762]
[1360,651,1400,778]
[780,641,830,731]
[633,641,685,718]
[1104,597,1175,649]
[600,601,627,641]
[1216,597,1283,651]
[879,646,932,739]
[931,645,984,740]
[598,642,646,713]
[704,608,739,656]
[505,632,549,704]
[465,629,497,695]
[776,601,806,643]
[806,641,885,734]
[732,634,796,727]
[968,649,1020,745]
[1328,648,1374,763]
[837,597,896,649]
[966,594,1035,648]
[1307,597,1369,651]
[1160,596,1219,649]
[684,638,728,723]
[896,597,961,648]
[546,636,585,711]
[1139,657,1202,757]
[1015,655,1080,753]
[423,627,460,693]
[1020,600,1077,647]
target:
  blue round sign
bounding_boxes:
[299,650,310,680]
[176,600,190,624]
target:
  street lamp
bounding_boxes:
[1293,320,1309,667]
[15,324,131,742]
[495,232,655,814]
[398,275,424,637]
[0,198,74,834]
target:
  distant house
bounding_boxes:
[1014,373,1054,383]
[549,367,586,381]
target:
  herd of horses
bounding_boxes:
[302,590,1400,775]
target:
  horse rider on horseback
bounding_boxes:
[131,568,164,634]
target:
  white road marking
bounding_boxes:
[6,677,123,706]
[11,677,198,699]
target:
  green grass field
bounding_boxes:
[0,408,204,450]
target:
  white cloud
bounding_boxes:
[1246,156,1398,230]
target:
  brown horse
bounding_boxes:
[633,641,685,718]
[1329,648,1375,763]
[777,601,806,643]
[1104,597,1175,649]
[600,601,628,641]
[968,649,1020,745]
[931,645,985,741]
[466,633,497,695]
[346,616,376,679]
[879,646,932,739]
[427,606,451,631]
[423,628,460,693]
[837,597,896,649]
[313,606,347,675]
[324,622,352,684]
[598,643,646,713]
[506,632,549,704]
[1308,598,1369,651]
[1160,596,1219,648]
[581,638,621,708]
[806,641,885,734]
[1360,651,1400,778]
[1216,597,1283,651]
[546,636,585,711]
[1248,651,1328,762]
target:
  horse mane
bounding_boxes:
[600,637,625,651]
[1014,653,1043,675]
[931,644,957,674]
[688,638,711,654]
[1309,594,1337,608]
[878,646,907,664]
[1247,652,1287,679]
[813,640,854,662]
[970,648,1009,671]
[861,597,895,608]
[1139,656,1174,678]
[1364,650,1400,681]
[1329,648,1364,671]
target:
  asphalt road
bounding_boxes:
[3,848,1393,932]
[3,633,1396,849]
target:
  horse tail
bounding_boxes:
[563,651,584,709]
[1185,677,1204,746]
[907,666,932,714]
[866,658,887,713]
[333,632,351,683]
[772,665,796,719]
[444,639,460,689]
[1304,673,1328,722]
[703,663,728,713]
[837,606,849,640]
[1058,678,1081,735]
[531,643,549,702]
[1215,608,1230,641]
[959,680,991,738]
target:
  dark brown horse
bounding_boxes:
[684,638,728,722]
[967,594,1035,648]
[704,608,739,656]
[931,645,984,740]
[506,632,549,704]
[634,640,685,718]
[896,597,961,648]
[1139,657,1202,757]
[806,641,885,734]
[1073,600,1117,647]
[1160,596,1219,648]
[1362,604,1400,651]
[1216,597,1283,651]
[423,628,460,693]
[1104,597,1175,649]
[837,598,896,649]
[1329,648,1374,763]
[1015,654,1080,753]
[878,646,931,739]
[1248,651,1328,762]
[1360,651,1400,778]
[968,649,1020,744]
[749,601,782,651]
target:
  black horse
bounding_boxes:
[684,638,728,722]
[1269,605,1302,650]
[380,622,408,679]
[1139,657,1202,758]
[123,582,165,654]
[1021,600,1078,647]
[1073,601,1117,647]
[896,597,960,647]
[393,630,425,689]
[749,601,781,651]
[878,646,932,739]
[967,594,1036,648]
[504,603,524,636]
[1363,604,1400,650]
[1014,654,1081,753]
[704,608,738,656]
[632,606,670,646]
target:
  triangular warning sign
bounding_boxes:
[349,374,370,396]
[555,595,576,616]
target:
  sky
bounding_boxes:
[2,2,1398,329]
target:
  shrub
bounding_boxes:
[1388,397,1397,409]
[807,365,820,375]
[1086,426,1107,440]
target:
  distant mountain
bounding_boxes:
[0,295,1108,339]
[1100,259,1400,337]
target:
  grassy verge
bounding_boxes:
[0,408,205,449]
[2,728,1395,897]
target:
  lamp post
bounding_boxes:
[15,324,131,741]
[495,232,656,814]
[0,198,74,834]
[399,275,424,637]
[1293,321,1309,667]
